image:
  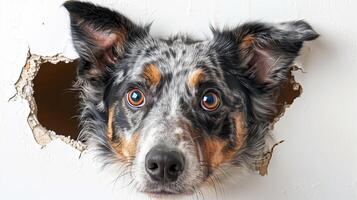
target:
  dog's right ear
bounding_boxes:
[64,1,148,78]
[211,20,318,89]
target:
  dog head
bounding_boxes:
[64,1,318,195]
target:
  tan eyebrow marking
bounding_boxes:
[187,68,205,88]
[240,34,255,48]
[142,63,161,86]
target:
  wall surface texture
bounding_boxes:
[0,0,356,199]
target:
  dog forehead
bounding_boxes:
[118,38,215,83]
[143,38,208,66]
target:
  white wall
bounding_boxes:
[0,0,356,199]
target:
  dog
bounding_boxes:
[64,1,318,196]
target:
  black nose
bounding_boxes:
[145,146,185,183]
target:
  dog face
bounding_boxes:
[64,1,318,195]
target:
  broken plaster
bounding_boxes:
[13,50,86,151]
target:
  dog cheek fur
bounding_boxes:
[199,112,247,172]
[75,77,120,166]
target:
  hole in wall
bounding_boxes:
[14,51,85,151]
[33,60,80,139]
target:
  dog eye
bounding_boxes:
[127,89,145,108]
[201,91,220,111]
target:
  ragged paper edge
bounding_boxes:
[256,140,284,176]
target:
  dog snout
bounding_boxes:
[145,146,185,183]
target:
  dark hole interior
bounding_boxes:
[33,60,80,139]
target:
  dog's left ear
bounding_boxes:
[212,20,319,87]
[64,1,148,77]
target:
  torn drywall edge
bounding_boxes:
[271,66,304,125]
[13,50,86,151]
[256,140,284,176]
